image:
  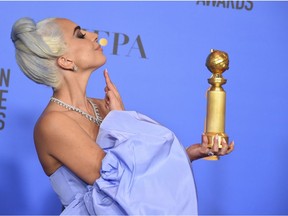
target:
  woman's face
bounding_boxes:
[55,18,106,72]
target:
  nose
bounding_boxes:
[92,32,98,43]
[85,31,98,42]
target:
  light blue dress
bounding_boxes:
[50,111,198,215]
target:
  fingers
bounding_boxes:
[105,87,123,111]
[104,90,110,110]
[191,134,234,160]
[104,68,111,85]
[218,138,229,156]
[202,134,234,158]
[201,134,209,148]
[104,69,120,98]
[103,69,125,111]
[201,134,213,156]
[211,134,219,153]
[226,141,235,154]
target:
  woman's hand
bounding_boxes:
[186,134,234,162]
[104,69,125,111]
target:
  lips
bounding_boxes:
[95,45,102,51]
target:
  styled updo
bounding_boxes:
[11,17,66,88]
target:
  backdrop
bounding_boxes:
[1,1,287,215]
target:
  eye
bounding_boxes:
[77,31,86,39]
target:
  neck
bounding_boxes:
[52,71,92,108]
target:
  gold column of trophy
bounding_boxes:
[204,49,229,160]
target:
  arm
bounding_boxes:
[34,112,106,185]
[33,70,125,185]
[103,70,235,162]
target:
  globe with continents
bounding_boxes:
[206,49,229,75]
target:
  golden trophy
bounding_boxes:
[204,49,229,160]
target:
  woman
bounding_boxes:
[11,17,234,215]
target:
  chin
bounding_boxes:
[100,57,107,67]
[102,56,107,64]
[93,57,107,70]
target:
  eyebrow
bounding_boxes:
[73,26,81,35]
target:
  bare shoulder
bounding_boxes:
[34,109,96,153]
[34,110,105,184]
[34,110,76,145]
[35,110,74,134]
[33,111,78,174]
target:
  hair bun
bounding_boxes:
[11,17,36,42]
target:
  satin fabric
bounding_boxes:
[50,111,198,215]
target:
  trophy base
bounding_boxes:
[203,132,229,161]
[204,155,219,160]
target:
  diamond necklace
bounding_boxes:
[50,96,103,126]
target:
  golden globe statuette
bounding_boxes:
[204,49,229,160]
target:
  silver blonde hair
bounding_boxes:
[11,17,66,88]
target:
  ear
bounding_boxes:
[57,56,74,71]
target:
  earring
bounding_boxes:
[72,64,78,72]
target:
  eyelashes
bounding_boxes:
[77,31,86,39]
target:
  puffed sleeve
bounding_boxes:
[89,111,198,215]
